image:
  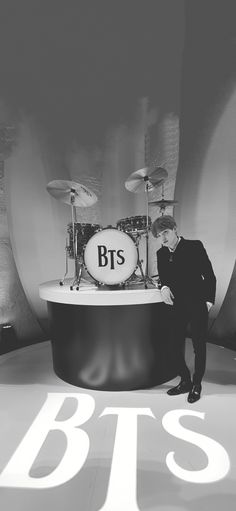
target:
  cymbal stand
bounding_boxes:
[132,178,158,289]
[144,178,150,277]
[60,189,77,286]
[144,179,158,287]
[160,183,166,215]
[67,189,84,291]
[59,236,69,286]
[139,131,159,287]
[58,188,83,291]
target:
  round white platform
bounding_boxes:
[39,279,163,306]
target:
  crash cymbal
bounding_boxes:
[46,180,97,207]
[125,166,168,193]
[148,199,178,207]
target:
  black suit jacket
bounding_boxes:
[156,238,216,306]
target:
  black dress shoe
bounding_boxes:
[167,380,192,396]
[187,384,202,403]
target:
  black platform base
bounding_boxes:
[48,301,177,391]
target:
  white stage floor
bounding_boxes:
[0,340,236,510]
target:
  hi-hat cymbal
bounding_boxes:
[125,166,168,193]
[148,199,178,207]
[46,180,97,207]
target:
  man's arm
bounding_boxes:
[198,241,216,304]
[157,250,175,305]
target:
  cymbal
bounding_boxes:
[125,166,168,193]
[149,199,178,207]
[46,180,97,207]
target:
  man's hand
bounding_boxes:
[206,302,213,312]
[161,286,174,305]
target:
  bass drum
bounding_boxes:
[83,227,138,285]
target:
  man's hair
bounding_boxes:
[151,215,177,237]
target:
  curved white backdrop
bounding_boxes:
[175,88,236,322]
[6,121,75,322]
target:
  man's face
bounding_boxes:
[157,227,178,249]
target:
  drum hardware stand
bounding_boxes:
[124,164,168,289]
[148,184,179,216]
[70,259,83,291]
[142,178,158,289]
[129,258,146,286]
[69,198,85,291]
[59,231,83,289]
[59,188,77,287]
[126,178,158,289]
[160,184,166,216]
[59,237,70,286]
[70,228,84,291]
[142,132,158,288]
[46,179,98,291]
[59,189,84,291]
[125,233,146,286]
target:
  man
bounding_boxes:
[151,215,216,403]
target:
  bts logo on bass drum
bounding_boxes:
[83,228,138,285]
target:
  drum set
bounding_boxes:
[47,165,177,290]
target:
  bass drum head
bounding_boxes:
[84,228,138,285]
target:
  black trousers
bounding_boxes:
[168,301,209,385]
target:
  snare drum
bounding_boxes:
[67,222,101,258]
[83,227,138,285]
[116,215,151,235]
